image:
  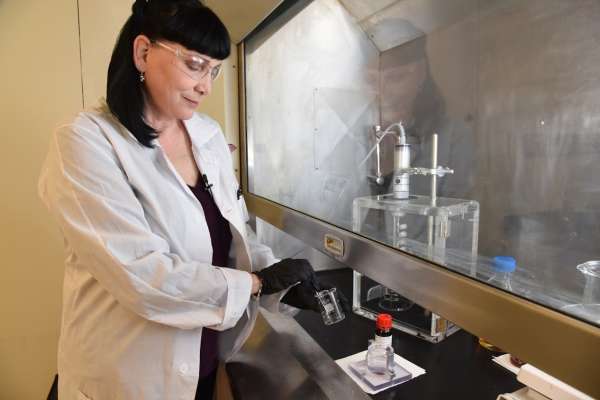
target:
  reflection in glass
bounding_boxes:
[245,0,600,327]
[353,273,459,343]
[561,262,600,325]
[379,288,413,312]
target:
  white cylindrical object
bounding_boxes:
[393,144,411,199]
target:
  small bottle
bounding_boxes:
[488,256,516,291]
[366,314,394,375]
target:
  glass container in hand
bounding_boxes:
[315,287,345,325]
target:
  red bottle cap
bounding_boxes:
[376,313,392,330]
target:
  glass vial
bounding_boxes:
[366,313,394,375]
[314,287,345,325]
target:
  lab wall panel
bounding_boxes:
[0,1,265,398]
[77,0,130,108]
[0,1,83,399]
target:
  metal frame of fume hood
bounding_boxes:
[235,1,600,396]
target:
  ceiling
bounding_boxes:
[204,0,284,43]
[205,0,477,51]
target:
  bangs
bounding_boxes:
[153,3,231,60]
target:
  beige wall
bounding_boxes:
[0,1,277,399]
[0,1,83,399]
[78,0,130,108]
[204,0,282,44]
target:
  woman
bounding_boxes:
[39,1,334,399]
[379,34,475,199]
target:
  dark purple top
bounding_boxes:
[188,177,233,378]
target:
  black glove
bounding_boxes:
[254,258,316,295]
[281,280,352,315]
[280,280,321,312]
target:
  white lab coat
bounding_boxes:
[39,102,282,400]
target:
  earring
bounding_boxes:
[139,71,145,83]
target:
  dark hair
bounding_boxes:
[396,35,446,138]
[107,0,231,147]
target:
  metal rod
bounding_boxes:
[427,134,439,254]
[431,133,438,205]
[374,126,382,184]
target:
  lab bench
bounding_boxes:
[225,268,523,400]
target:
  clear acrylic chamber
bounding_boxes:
[353,195,479,267]
[352,194,479,342]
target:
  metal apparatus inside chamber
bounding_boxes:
[368,122,454,202]
[353,122,479,342]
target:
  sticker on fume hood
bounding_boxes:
[324,234,344,258]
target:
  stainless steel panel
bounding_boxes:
[256,216,348,271]
[227,309,370,400]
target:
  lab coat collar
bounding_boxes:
[183,113,220,194]
[94,99,218,151]
[183,113,219,150]
[149,112,220,190]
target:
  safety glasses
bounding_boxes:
[153,41,222,81]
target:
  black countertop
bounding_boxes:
[294,268,523,400]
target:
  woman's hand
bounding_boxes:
[250,273,262,295]
[281,280,351,314]
[254,258,316,295]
